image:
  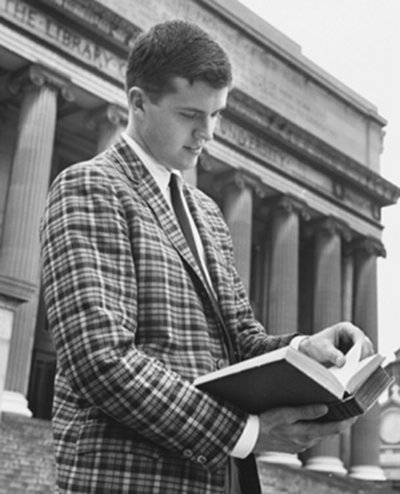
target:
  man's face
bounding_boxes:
[132,77,228,171]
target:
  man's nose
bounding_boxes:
[194,116,214,141]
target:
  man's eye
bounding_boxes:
[180,112,197,119]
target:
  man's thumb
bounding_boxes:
[328,347,346,367]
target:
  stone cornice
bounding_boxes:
[226,89,400,207]
[213,118,383,226]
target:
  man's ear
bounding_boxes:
[128,87,146,115]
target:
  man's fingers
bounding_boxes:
[255,405,355,454]
[295,404,329,421]
[361,336,375,358]
[300,335,346,367]
[261,404,329,425]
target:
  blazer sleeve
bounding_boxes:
[40,163,249,471]
[201,197,297,360]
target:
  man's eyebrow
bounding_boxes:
[177,106,226,114]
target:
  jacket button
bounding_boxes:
[217,359,228,369]
[183,449,193,459]
[196,455,207,464]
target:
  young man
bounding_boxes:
[41,20,373,493]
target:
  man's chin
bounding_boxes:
[175,159,199,172]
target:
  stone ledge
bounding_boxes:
[257,460,398,494]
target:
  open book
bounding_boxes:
[194,341,393,421]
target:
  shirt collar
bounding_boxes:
[122,132,181,200]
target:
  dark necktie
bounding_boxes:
[169,173,261,494]
[169,173,205,273]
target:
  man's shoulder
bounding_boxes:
[52,144,131,190]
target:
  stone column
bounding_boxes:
[304,217,348,475]
[267,196,308,333]
[342,251,354,322]
[340,250,354,469]
[0,65,71,414]
[86,104,127,153]
[349,237,386,480]
[222,173,253,294]
[258,196,304,468]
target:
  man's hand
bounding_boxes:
[253,404,356,454]
[298,322,374,367]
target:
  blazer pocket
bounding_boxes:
[76,418,160,460]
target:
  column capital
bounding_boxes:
[307,216,352,241]
[350,236,386,258]
[269,194,311,220]
[7,64,74,102]
[85,103,128,132]
[214,170,266,198]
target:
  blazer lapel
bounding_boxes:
[183,184,229,305]
[110,138,207,285]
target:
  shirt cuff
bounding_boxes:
[289,335,308,351]
[230,415,259,459]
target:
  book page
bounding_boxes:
[329,340,384,392]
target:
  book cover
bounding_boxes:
[194,343,393,420]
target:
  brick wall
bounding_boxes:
[0,413,55,493]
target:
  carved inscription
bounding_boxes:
[217,118,329,191]
[38,0,138,48]
[0,0,126,81]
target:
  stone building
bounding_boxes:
[0,0,399,491]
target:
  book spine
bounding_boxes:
[318,397,363,422]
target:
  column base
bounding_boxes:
[349,465,386,481]
[305,455,347,475]
[1,390,32,417]
[257,452,302,468]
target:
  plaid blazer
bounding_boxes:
[40,138,295,493]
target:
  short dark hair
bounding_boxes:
[125,20,232,101]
